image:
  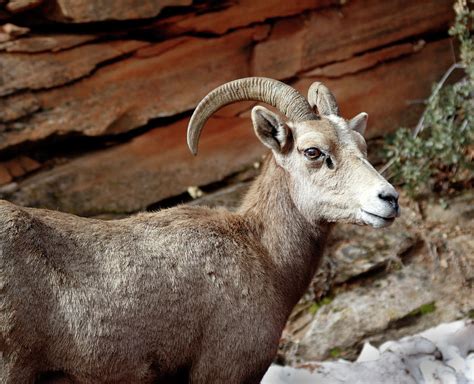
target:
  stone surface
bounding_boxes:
[0,27,264,150]
[293,39,455,138]
[301,41,425,79]
[0,162,12,184]
[5,0,42,13]
[423,192,474,226]
[42,0,192,22]
[0,40,148,96]
[0,22,28,42]
[0,35,453,152]
[0,155,40,184]
[421,192,474,285]
[327,224,417,285]
[0,91,39,122]
[0,37,455,214]
[253,0,453,78]
[0,34,97,52]
[295,265,449,361]
[154,0,336,35]
[6,116,266,216]
[0,0,455,160]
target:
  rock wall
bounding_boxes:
[0,0,455,216]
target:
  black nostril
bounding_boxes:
[378,192,399,208]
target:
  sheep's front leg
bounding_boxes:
[1,353,37,384]
[190,355,271,384]
[189,340,275,384]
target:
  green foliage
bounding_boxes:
[308,303,319,315]
[406,302,437,318]
[308,296,333,315]
[418,302,437,316]
[468,309,474,319]
[329,347,342,359]
[382,0,474,197]
[452,0,474,79]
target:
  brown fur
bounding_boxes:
[1,156,329,384]
[1,103,398,383]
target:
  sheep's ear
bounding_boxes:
[251,106,290,153]
[348,112,368,136]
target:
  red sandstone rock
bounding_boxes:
[42,0,192,22]
[301,41,426,79]
[1,22,28,35]
[0,155,39,184]
[254,15,307,80]
[154,0,336,35]
[9,116,265,215]
[18,155,40,172]
[0,0,454,152]
[0,22,28,43]
[5,0,42,13]
[0,92,39,122]
[0,40,148,96]
[0,27,262,150]
[134,36,190,58]
[293,39,454,139]
[0,34,97,53]
[4,158,24,177]
[0,0,457,215]
[253,0,453,78]
[7,39,454,215]
[0,164,12,184]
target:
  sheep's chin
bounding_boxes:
[359,209,396,228]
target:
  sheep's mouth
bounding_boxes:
[362,210,396,222]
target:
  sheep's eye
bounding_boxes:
[304,147,322,160]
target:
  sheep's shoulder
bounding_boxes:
[0,200,34,241]
[132,206,266,272]
[134,205,252,243]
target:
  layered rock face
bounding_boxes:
[0,0,455,216]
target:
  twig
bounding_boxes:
[413,62,464,137]
[406,99,427,105]
[379,158,396,175]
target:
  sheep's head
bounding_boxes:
[187,77,399,228]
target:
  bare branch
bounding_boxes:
[413,62,464,137]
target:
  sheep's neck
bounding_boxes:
[239,155,331,307]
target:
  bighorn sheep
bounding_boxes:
[1,77,400,384]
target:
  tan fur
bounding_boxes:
[1,92,399,384]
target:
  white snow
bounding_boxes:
[262,320,474,384]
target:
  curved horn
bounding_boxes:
[187,77,316,155]
[307,82,339,116]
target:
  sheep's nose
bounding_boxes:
[378,191,399,212]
